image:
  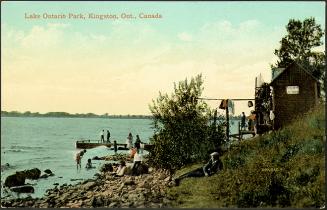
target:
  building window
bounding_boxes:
[286,86,299,94]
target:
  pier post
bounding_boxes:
[238,121,241,141]
[226,100,229,142]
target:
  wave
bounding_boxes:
[10,145,46,150]
[5,149,28,153]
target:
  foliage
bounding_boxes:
[273,17,324,69]
[148,74,224,172]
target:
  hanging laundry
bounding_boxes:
[219,99,228,110]
[228,100,235,115]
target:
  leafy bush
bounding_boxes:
[147,74,224,172]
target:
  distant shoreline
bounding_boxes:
[1,111,153,119]
[1,111,243,120]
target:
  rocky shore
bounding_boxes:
[1,155,175,208]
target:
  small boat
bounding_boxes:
[75,139,154,151]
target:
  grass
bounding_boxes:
[167,104,325,208]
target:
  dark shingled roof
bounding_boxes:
[270,61,320,85]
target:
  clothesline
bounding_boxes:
[197,97,255,101]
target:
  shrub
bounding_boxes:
[148,74,225,172]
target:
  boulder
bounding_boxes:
[100,163,113,173]
[44,169,53,174]
[134,163,148,176]
[92,156,104,160]
[24,168,41,180]
[82,181,96,190]
[4,172,26,187]
[123,180,135,186]
[10,185,34,193]
[40,174,49,179]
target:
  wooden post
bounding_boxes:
[238,121,241,141]
[226,100,229,142]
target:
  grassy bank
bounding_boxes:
[167,104,325,208]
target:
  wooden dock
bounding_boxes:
[75,140,154,151]
[230,122,255,141]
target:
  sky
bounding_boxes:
[1,1,325,115]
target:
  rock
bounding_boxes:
[158,173,166,180]
[91,197,104,207]
[24,168,41,179]
[148,167,154,173]
[164,176,171,182]
[4,172,26,187]
[40,174,49,179]
[82,182,96,190]
[70,178,83,181]
[53,183,59,186]
[10,185,34,193]
[100,163,114,173]
[44,169,53,174]
[92,156,104,160]
[124,180,135,186]
[133,163,149,176]
[109,202,118,208]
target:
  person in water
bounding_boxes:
[75,150,84,170]
[85,158,95,169]
[174,152,222,186]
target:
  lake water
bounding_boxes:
[1,117,155,198]
[1,117,241,199]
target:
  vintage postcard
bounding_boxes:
[1,1,325,208]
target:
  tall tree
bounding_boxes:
[273,17,325,94]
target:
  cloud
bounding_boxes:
[3,17,319,114]
[178,32,192,41]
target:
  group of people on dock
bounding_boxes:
[100,129,111,143]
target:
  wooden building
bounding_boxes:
[270,61,320,129]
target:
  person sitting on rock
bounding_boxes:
[174,152,222,186]
[114,160,127,177]
[85,159,95,169]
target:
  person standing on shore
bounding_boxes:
[241,112,246,130]
[106,130,111,143]
[126,132,133,149]
[134,135,142,151]
[132,149,143,176]
[75,150,85,170]
[100,130,105,143]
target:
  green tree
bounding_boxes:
[148,74,224,172]
[273,18,325,83]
